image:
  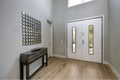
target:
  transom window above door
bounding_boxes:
[68,0,94,7]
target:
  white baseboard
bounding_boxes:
[104,61,120,79]
[103,61,109,64]
[53,54,66,58]
[108,63,120,79]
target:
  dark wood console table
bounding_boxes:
[20,48,48,80]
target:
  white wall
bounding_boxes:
[108,0,120,74]
[52,0,109,61]
[0,0,52,79]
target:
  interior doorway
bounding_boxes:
[47,19,53,57]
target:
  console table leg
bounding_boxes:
[42,56,44,66]
[20,62,24,80]
[26,64,29,80]
[46,53,48,66]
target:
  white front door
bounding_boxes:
[67,17,103,63]
[67,21,82,60]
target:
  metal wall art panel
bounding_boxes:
[21,12,41,46]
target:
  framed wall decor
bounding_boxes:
[21,12,41,46]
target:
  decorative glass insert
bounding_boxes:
[88,25,94,55]
[22,12,41,46]
[72,27,76,53]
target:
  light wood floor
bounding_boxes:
[32,57,118,80]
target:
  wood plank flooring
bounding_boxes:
[32,57,118,80]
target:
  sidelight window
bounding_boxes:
[88,25,94,55]
[72,27,76,53]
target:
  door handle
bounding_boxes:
[82,40,84,45]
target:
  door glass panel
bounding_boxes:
[72,27,76,53]
[89,25,94,55]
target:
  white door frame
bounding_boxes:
[47,19,53,57]
[65,15,104,63]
